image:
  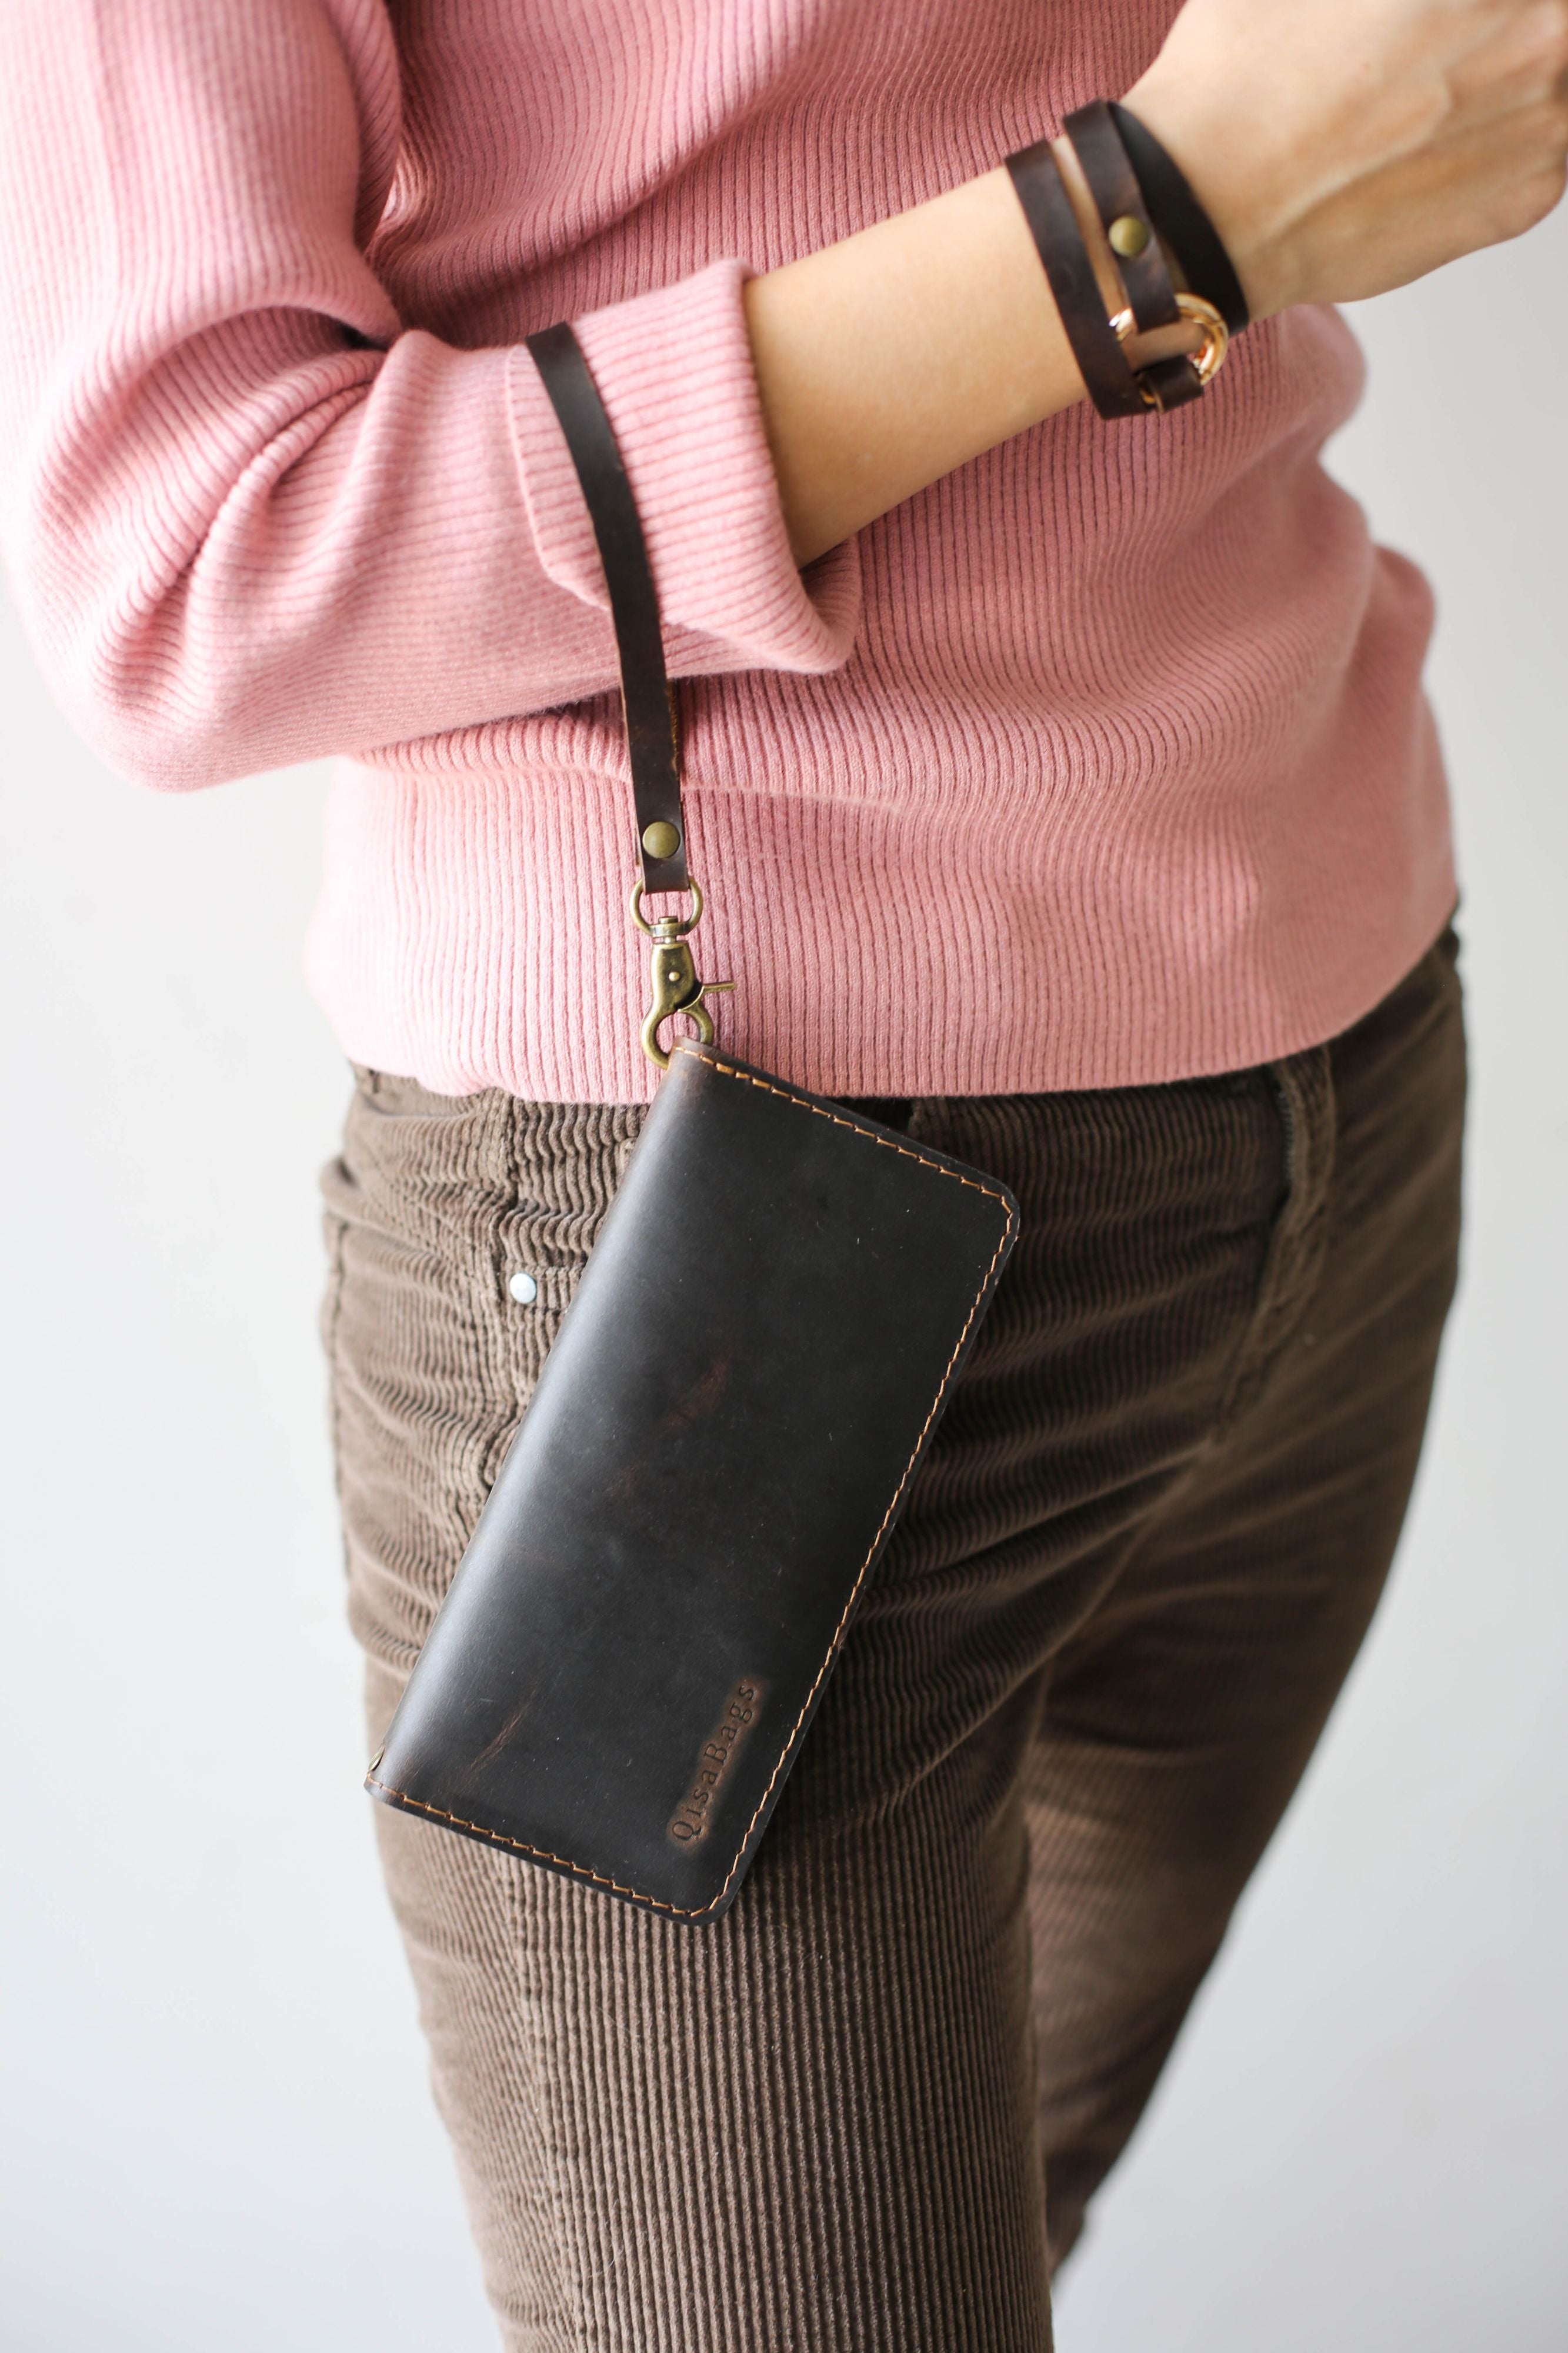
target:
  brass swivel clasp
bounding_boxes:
[629,876,735,1069]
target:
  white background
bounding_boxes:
[2,211,1564,2350]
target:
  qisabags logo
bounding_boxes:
[668,1678,766,1843]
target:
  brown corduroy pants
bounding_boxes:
[321,925,1464,2352]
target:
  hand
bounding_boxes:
[1125,0,1568,318]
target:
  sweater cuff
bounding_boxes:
[508,258,859,679]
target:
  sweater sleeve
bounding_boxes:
[0,0,858,792]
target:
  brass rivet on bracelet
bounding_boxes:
[1108,214,1150,259]
[642,819,682,861]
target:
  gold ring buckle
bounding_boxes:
[1176,291,1229,384]
[1111,291,1229,405]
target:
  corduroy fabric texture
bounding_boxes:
[321,927,1464,2350]
[0,0,1454,1102]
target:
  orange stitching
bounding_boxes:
[363,1776,719,1915]
[369,1051,1016,1919]
[671,1042,1014,1208]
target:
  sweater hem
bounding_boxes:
[303,761,1457,1106]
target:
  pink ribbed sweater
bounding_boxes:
[0,0,1453,1103]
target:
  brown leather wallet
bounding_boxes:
[365,328,1019,1922]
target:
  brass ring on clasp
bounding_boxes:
[629,874,704,938]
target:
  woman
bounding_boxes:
[1,0,1562,2343]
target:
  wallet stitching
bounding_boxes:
[368,1051,1017,1918]
[676,1043,1015,1207]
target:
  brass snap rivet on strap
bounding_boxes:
[641,819,682,861]
[1108,214,1150,258]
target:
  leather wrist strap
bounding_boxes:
[1107,102,1250,336]
[525,320,688,897]
[1062,99,1204,412]
[1005,139,1150,421]
[526,319,733,1066]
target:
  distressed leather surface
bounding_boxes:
[368,1041,1017,1921]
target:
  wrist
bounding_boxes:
[1117,66,1304,322]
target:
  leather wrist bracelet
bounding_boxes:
[1062,99,1212,414]
[1107,101,1250,336]
[1005,137,1151,421]
[1006,109,1229,422]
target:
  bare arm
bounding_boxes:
[749,0,1568,565]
